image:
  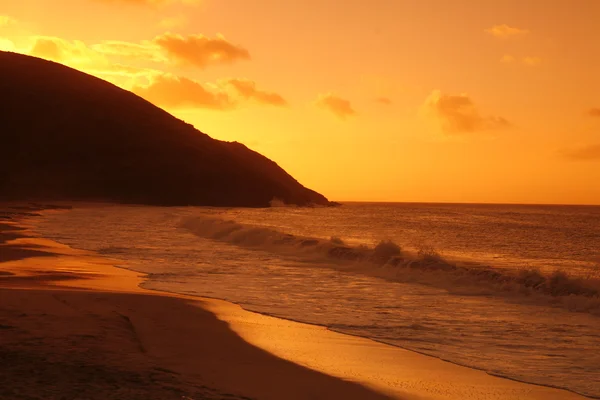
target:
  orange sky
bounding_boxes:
[1,0,599,204]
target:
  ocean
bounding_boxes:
[32,202,600,398]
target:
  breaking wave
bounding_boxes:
[181,215,600,315]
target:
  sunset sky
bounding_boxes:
[1,0,599,204]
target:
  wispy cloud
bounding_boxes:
[91,40,165,62]
[153,33,250,68]
[0,38,15,51]
[0,15,16,27]
[224,78,287,106]
[28,36,157,87]
[132,73,233,109]
[523,56,542,66]
[561,144,600,161]
[315,93,356,119]
[132,74,287,110]
[425,90,511,134]
[30,36,107,66]
[485,24,529,39]
[501,55,542,66]
[34,33,250,70]
[375,97,393,105]
[588,108,600,117]
[25,35,283,111]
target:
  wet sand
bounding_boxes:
[0,204,588,399]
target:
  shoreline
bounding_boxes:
[141,285,597,400]
[1,209,392,400]
[0,204,591,399]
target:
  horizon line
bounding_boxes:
[335,200,600,207]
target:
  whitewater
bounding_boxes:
[33,203,600,398]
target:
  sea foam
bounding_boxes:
[181,215,600,314]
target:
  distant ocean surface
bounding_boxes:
[33,203,600,398]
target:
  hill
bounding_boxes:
[0,51,331,207]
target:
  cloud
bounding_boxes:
[375,97,392,105]
[24,35,280,111]
[30,36,106,65]
[588,108,600,117]
[425,90,511,134]
[27,36,158,88]
[485,24,529,38]
[132,74,233,109]
[91,40,165,62]
[29,36,149,77]
[523,56,542,66]
[30,36,161,66]
[224,78,287,106]
[29,33,249,72]
[92,34,251,70]
[501,55,542,66]
[132,75,287,110]
[0,38,15,51]
[561,144,600,161]
[0,15,16,27]
[30,33,250,70]
[315,93,356,119]
[153,33,250,68]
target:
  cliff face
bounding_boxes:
[0,51,330,207]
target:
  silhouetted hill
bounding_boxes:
[0,51,331,207]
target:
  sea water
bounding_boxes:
[33,203,600,398]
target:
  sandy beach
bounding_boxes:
[0,204,589,400]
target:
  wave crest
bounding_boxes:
[181,215,600,314]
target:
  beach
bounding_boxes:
[3,2,599,398]
[0,204,590,400]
